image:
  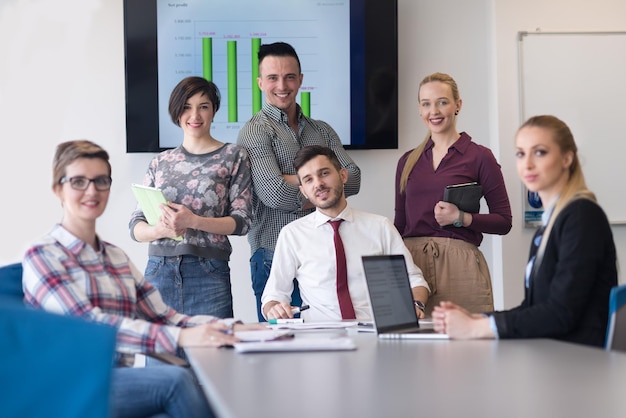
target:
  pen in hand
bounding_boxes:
[291,304,310,315]
[267,305,310,325]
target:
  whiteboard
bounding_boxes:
[518,31,626,224]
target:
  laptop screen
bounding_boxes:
[362,255,420,332]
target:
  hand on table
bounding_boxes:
[179,322,266,348]
[432,301,494,340]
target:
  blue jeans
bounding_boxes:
[250,248,301,322]
[111,366,214,418]
[145,255,233,365]
[145,255,233,318]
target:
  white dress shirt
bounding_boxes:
[261,205,429,321]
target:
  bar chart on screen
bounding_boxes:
[156,0,351,148]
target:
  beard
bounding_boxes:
[311,186,343,210]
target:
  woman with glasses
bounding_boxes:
[129,76,253,321]
[23,139,263,418]
[432,115,617,347]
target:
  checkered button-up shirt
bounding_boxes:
[237,102,361,253]
[23,225,218,367]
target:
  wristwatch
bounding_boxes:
[453,210,464,227]
[413,300,425,312]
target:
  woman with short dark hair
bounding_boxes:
[130,76,253,321]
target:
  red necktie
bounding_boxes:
[329,219,356,319]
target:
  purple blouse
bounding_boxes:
[394,132,512,247]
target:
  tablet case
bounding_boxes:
[443,182,483,213]
[131,184,183,240]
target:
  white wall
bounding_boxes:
[1,0,624,322]
[493,0,626,307]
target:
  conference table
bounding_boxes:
[185,328,626,418]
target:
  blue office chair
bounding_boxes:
[0,304,117,418]
[0,262,117,418]
[605,284,626,351]
[0,262,24,303]
[1,261,188,367]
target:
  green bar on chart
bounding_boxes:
[301,91,311,117]
[202,38,213,81]
[251,38,262,114]
[227,40,238,122]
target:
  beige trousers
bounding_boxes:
[404,237,494,316]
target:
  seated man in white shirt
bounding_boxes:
[262,145,430,322]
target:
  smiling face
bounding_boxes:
[54,157,110,231]
[179,92,215,140]
[418,80,461,138]
[257,55,303,117]
[297,155,348,218]
[515,125,574,204]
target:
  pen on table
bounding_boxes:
[268,318,304,324]
[266,305,310,324]
[221,320,241,335]
[291,304,310,315]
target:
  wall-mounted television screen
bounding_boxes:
[123,0,398,152]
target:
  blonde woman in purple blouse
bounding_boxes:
[395,72,512,316]
[130,77,253,320]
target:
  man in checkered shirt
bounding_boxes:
[237,42,361,321]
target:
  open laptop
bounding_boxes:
[362,254,449,340]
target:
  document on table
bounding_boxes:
[357,322,376,333]
[267,321,358,330]
[234,329,293,342]
[234,336,356,353]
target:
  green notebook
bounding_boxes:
[131,184,182,240]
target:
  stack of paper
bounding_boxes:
[234,336,356,353]
[234,329,294,342]
[267,321,358,330]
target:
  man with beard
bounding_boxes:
[237,42,361,321]
[261,146,429,322]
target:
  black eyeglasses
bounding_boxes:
[60,175,113,191]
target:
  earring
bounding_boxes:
[455,110,459,115]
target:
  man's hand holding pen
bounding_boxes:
[264,301,310,320]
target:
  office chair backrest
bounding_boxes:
[605,284,626,351]
[0,262,187,371]
[0,303,117,418]
[0,262,24,303]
